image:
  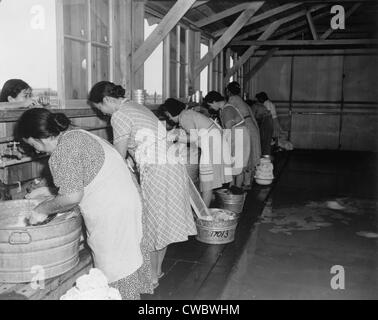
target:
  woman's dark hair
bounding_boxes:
[16,108,71,139]
[0,79,31,102]
[203,91,224,106]
[160,98,186,117]
[255,92,269,103]
[226,81,241,95]
[88,81,126,104]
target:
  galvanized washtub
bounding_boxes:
[0,199,82,283]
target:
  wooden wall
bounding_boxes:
[246,50,378,152]
[0,111,111,197]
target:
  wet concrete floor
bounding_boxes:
[145,150,377,300]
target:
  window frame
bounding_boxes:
[57,0,114,108]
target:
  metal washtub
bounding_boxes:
[0,199,82,283]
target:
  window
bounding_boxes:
[0,0,58,102]
[62,0,112,102]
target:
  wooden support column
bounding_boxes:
[218,50,224,93]
[185,29,191,98]
[208,39,214,91]
[224,21,281,82]
[163,34,170,100]
[132,0,144,91]
[213,55,219,93]
[193,31,201,91]
[132,0,196,74]
[194,1,264,80]
[176,25,181,98]
[306,11,318,40]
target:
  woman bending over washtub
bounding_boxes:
[16,108,153,299]
[160,98,232,207]
[88,82,197,288]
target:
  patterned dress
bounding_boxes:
[49,130,153,300]
[111,102,197,251]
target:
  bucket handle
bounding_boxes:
[9,231,32,245]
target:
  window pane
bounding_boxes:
[63,0,88,39]
[91,0,109,44]
[64,39,88,99]
[92,46,110,84]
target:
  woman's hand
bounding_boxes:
[28,210,49,226]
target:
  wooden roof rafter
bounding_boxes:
[233,4,328,42]
[212,2,303,38]
[193,1,265,79]
[195,2,252,28]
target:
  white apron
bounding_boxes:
[71,130,143,283]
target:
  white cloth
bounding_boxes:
[60,268,122,300]
[264,100,278,119]
[72,130,144,283]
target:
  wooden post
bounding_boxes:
[132,0,144,91]
[208,39,214,91]
[163,34,170,100]
[176,25,181,98]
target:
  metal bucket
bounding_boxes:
[215,189,246,214]
[0,200,82,283]
[196,209,239,245]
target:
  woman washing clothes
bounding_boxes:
[255,91,284,142]
[203,91,251,190]
[246,99,274,156]
[226,82,261,188]
[16,108,153,300]
[88,82,197,288]
[160,98,232,207]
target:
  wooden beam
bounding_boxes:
[234,4,327,41]
[133,0,196,73]
[193,1,265,80]
[230,39,378,46]
[272,7,329,40]
[192,1,210,9]
[144,5,213,38]
[224,21,282,82]
[195,2,252,28]
[320,3,361,40]
[213,2,302,38]
[243,48,278,88]
[306,11,318,40]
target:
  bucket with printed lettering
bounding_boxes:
[195,209,239,245]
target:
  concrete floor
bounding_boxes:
[221,151,378,300]
[145,150,377,300]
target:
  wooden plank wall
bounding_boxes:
[246,52,378,151]
[0,115,110,190]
